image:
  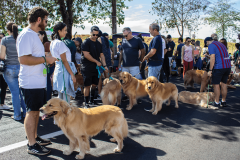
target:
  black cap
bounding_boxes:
[167,35,171,38]
[91,26,99,32]
[204,37,213,47]
[75,37,82,44]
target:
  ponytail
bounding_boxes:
[51,22,66,41]
[6,22,18,40]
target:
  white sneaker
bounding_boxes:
[0,104,12,110]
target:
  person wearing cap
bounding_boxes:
[73,37,82,64]
[142,23,163,79]
[81,26,108,108]
[205,35,231,108]
[118,27,145,80]
[166,34,175,75]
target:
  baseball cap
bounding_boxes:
[167,35,171,38]
[204,37,213,47]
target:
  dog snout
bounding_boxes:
[120,80,123,83]
[39,108,44,113]
[148,86,151,90]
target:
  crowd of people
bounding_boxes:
[0,6,239,156]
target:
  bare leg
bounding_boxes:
[25,111,39,146]
[213,84,220,103]
[84,86,90,97]
[220,83,227,102]
[34,113,40,138]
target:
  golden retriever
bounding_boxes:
[110,70,121,79]
[100,78,122,106]
[224,73,236,89]
[40,98,128,159]
[184,70,210,92]
[178,91,218,109]
[145,76,179,115]
[119,72,148,110]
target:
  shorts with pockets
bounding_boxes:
[81,71,99,86]
[212,68,231,84]
[21,88,46,112]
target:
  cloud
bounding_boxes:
[135,4,143,9]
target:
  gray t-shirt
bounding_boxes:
[1,35,20,65]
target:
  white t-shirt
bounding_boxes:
[50,39,71,62]
[75,52,81,60]
[17,27,46,89]
[162,37,166,59]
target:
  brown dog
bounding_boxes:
[184,70,210,92]
[110,70,121,79]
[178,91,218,109]
[40,98,128,159]
[100,78,122,106]
[119,72,148,110]
[146,76,179,115]
[225,73,236,89]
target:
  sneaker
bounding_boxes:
[220,101,227,107]
[36,135,51,145]
[0,104,12,110]
[212,102,220,109]
[27,143,51,155]
[94,95,101,101]
[137,99,142,104]
[122,96,129,102]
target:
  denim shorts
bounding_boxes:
[148,65,162,80]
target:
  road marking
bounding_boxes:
[0,130,63,154]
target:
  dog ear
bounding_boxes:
[128,73,132,83]
[60,100,69,114]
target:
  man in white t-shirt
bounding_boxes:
[17,7,56,155]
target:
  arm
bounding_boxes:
[82,51,101,65]
[142,49,157,62]
[209,54,215,71]
[140,48,146,61]
[118,50,122,67]
[164,49,167,55]
[181,46,185,64]
[100,53,108,71]
[0,45,6,59]
[192,46,195,63]
[60,53,76,83]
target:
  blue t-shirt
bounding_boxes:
[208,41,231,69]
[148,35,163,66]
[121,37,144,67]
[166,41,175,57]
[177,43,185,59]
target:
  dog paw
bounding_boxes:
[75,154,84,160]
[110,138,116,142]
[63,150,72,155]
[113,147,121,153]
[149,109,154,112]
[126,106,132,110]
[152,111,158,115]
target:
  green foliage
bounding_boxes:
[204,0,240,40]
[151,0,209,38]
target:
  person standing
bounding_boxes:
[50,22,77,103]
[174,37,184,77]
[0,33,11,110]
[17,7,56,155]
[205,36,231,108]
[81,26,108,108]
[159,35,167,82]
[166,35,175,75]
[118,27,145,79]
[137,33,148,79]
[117,42,122,52]
[193,40,202,70]
[0,22,26,120]
[181,37,195,78]
[73,37,82,65]
[142,23,163,79]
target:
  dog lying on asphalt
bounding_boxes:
[145,76,179,115]
[184,70,210,92]
[119,72,148,110]
[178,91,218,109]
[40,98,128,159]
[100,78,122,106]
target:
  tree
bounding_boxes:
[204,0,240,40]
[17,0,131,39]
[151,0,209,38]
[0,1,29,33]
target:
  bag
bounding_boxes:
[0,59,5,75]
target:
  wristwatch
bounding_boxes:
[103,65,107,67]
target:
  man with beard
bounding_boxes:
[17,7,56,155]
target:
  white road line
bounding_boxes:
[0,130,63,154]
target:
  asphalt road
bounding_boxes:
[0,75,240,160]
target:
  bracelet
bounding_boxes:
[103,65,106,67]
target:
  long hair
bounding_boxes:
[6,22,18,40]
[51,22,66,40]
[39,31,49,44]
[220,38,227,49]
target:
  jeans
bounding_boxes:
[122,66,142,79]
[46,64,55,101]
[148,65,162,80]
[3,65,26,120]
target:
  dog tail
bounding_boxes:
[122,118,128,138]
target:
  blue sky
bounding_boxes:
[73,0,240,41]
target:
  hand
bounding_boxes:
[104,66,108,72]
[168,48,172,51]
[181,60,183,65]
[142,56,148,62]
[46,56,57,64]
[139,62,142,70]
[71,74,76,83]
[111,60,114,65]
[118,64,122,70]
[208,71,212,77]
[96,61,102,66]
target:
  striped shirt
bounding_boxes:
[208,41,231,69]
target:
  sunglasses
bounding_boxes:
[92,34,99,37]
[187,41,191,42]
[42,18,48,23]
[123,32,130,37]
